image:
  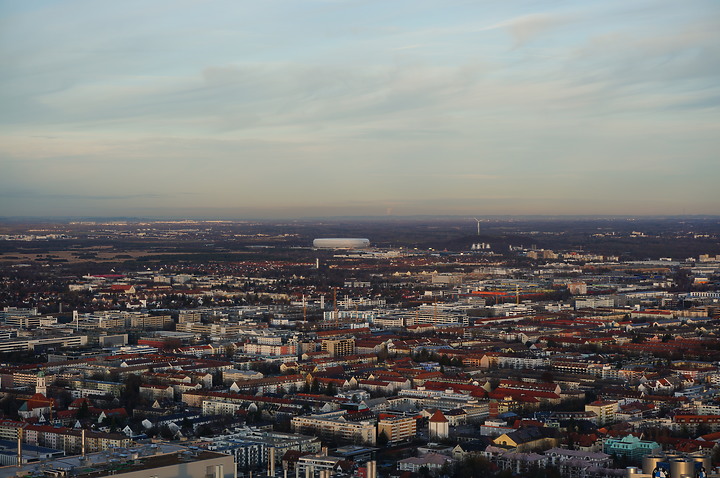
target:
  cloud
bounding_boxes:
[0,0,718,217]
[570,18,720,87]
[506,13,573,47]
[0,192,166,200]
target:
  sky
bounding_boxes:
[1,0,719,218]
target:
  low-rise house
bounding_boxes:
[397,452,454,473]
[452,439,491,460]
[544,448,612,469]
[674,414,720,434]
[484,446,548,475]
[492,427,559,452]
[139,384,174,401]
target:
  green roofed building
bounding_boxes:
[603,435,661,462]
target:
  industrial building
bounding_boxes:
[626,452,713,478]
[312,238,370,249]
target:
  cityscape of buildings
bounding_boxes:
[0,218,718,477]
[3,1,719,477]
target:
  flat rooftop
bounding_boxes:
[0,443,230,478]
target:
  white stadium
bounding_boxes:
[312,238,371,249]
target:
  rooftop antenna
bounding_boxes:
[473,218,480,236]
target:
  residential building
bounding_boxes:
[292,411,376,445]
[377,416,417,444]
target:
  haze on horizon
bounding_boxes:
[1,0,719,219]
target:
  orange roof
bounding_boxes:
[429,410,448,423]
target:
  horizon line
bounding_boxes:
[1,213,720,223]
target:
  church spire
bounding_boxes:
[36,370,47,396]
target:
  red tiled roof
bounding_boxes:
[429,410,448,423]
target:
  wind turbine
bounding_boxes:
[473,218,480,236]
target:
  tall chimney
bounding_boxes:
[17,428,22,467]
[269,447,275,477]
[82,428,86,457]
